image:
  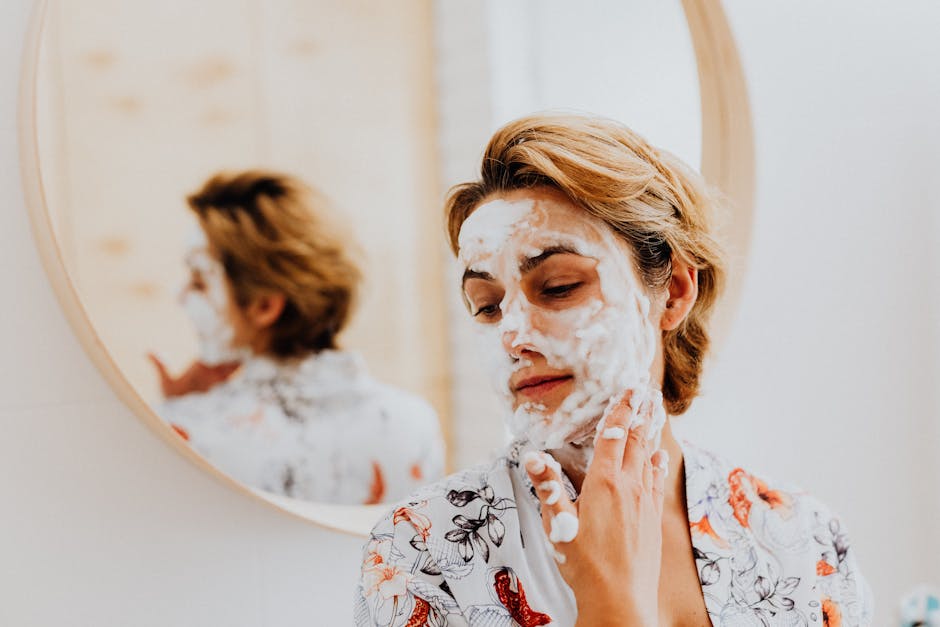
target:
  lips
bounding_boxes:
[513,374,574,397]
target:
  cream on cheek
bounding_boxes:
[180,238,245,366]
[458,199,667,451]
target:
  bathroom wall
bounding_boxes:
[679,0,940,613]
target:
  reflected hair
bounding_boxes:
[188,170,361,358]
[445,114,726,415]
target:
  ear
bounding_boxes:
[660,257,698,331]
[246,292,287,330]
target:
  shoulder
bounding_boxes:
[364,456,519,568]
[681,438,856,539]
[370,456,516,533]
[681,439,874,623]
[357,458,517,625]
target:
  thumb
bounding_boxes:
[147,353,173,393]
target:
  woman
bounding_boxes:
[355,115,872,625]
[152,170,444,505]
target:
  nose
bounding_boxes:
[502,330,537,360]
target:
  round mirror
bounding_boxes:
[21,0,752,534]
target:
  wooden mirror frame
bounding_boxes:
[18,0,753,536]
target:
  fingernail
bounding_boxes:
[601,426,626,440]
[538,480,562,505]
[523,451,545,474]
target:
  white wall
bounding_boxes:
[678,0,940,621]
[2,1,939,626]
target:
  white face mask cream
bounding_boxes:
[458,195,666,453]
[180,229,246,366]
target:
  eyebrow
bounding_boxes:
[461,245,582,288]
[461,268,494,287]
[519,244,581,274]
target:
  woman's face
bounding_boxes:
[458,188,663,449]
[180,230,252,364]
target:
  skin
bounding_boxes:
[462,187,711,626]
[149,245,286,398]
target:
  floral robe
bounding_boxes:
[158,350,444,505]
[354,440,873,626]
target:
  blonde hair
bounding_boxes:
[445,114,726,415]
[188,170,361,358]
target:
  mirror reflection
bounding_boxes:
[152,171,444,504]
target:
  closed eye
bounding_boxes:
[542,283,582,298]
[473,303,500,318]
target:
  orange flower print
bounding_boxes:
[170,424,190,441]
[393,504,433,542]
[410,463,424,480]
[753,476,792,511]
[362,538,411,600]
[404,597,430,627]
[493,568,552,627]
[362,538,391,570]
[364,461,386,505]
[822,597,842,627]
[728,468,754,527]
[690,515,729,549]
[728,468,793,527]
[817,559,837,577]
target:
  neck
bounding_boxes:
[549,418,684,510]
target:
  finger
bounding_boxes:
[523,451,579,547]
[642,445,654,491]
[588,391,634,476]
[650,448,669,514]
[622,410,652,475]
[147,353,173,391]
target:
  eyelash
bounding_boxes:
[542,283,581,298]
[470,282,582,317]
[473,304,499,318]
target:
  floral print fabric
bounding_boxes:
[355,439,872,626]
[158,350,445,505]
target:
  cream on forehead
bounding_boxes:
[457,198,534,266]
[458,196,616,265]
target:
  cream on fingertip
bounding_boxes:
[542,452,563,477]
[538,480,562,505]
[523,451,545,474]
[549,511,579,543]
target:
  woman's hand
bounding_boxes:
[524,391,668,627]
[148,353,241,398]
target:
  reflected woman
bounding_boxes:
[355,115,872,626]
[151,170,444,505]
